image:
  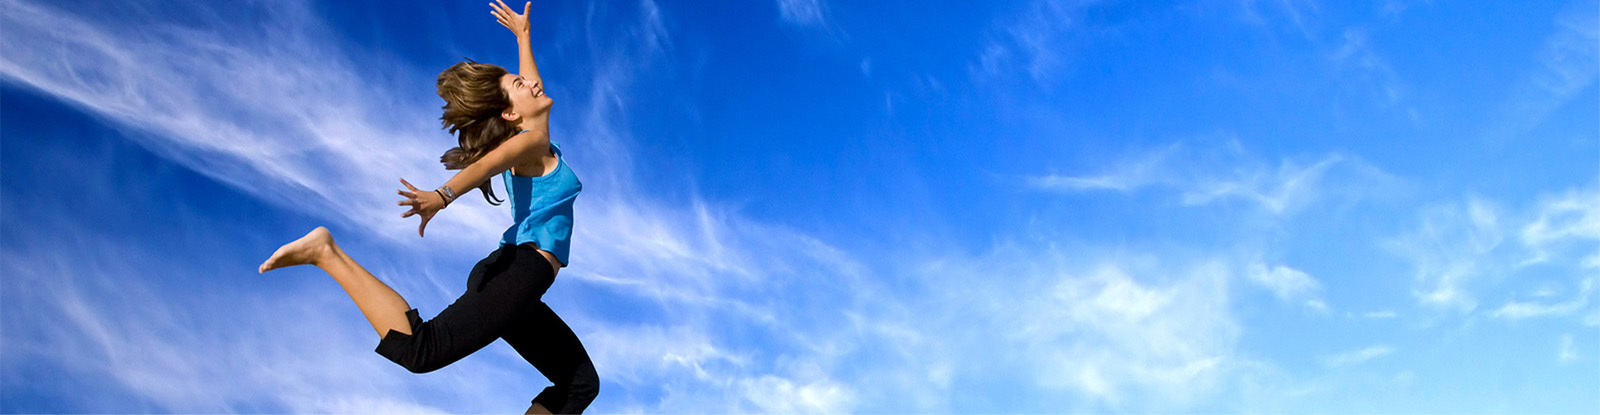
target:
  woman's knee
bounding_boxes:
[374,312,467,374]
[570,362,601,404]
[397,357,447,374]
[382,340,452,373]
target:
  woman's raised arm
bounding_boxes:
[491,1,542,87]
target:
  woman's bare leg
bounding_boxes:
[259,227,414,338]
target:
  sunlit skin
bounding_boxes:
[258,2,562,413]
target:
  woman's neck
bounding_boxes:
[517,116,549,135]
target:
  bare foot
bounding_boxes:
[259,227,335,273]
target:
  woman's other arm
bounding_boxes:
[398,130,547,237]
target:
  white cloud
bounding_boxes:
[1018,261,1237,405]
[1499,0,1600,139]
[1380,0,1412,19]
[1025,140,1394,217]
[739,374,855,414]
[1027,174,1142,192]
[1178,154,1348,215]
[0,0,497,253]
[1386,197,1505,312]
[1331,28,1407,109]
[1230,0,1321,41]
[1362,310,1398,319]
[776,0,828,27]
[1520,186,1600,268]
[1558,334,1580,363]
[905,244,1252,410]
[1246,262,1325,310]
[974,0,1098,87]
[1491,277,1594,320]
[581,324,741,387]
[0,225,497,413]
[1491,300,1584,319]
[1025,144,1179,193]
[1321,345,1394,368]
[1389,186,1599,317]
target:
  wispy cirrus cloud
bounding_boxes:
[1492,294,1590,320]
[1234,0,1322,39]
[1520,186,1600,269]
[1386,197,1507,312]
[1178,154,1350,215]
[776,0,829,27]
[1498,0,1600,139]
[1558,335,1581,363]
[0,0,497,252]
[1388,185,1599,318]
[974,0,1099,88]
[1332,27,1409,112]
[1013,260,1238,407]
[0,206,488,413]
[1362,310,1398,319]
[1025,140,1395,217]
[1025,144,1180,193]
[1246,262,1328,311]
[880,240,1287,411]
[1321,345,1394,368]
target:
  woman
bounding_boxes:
[257,2,597,413]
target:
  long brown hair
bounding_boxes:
[436,60,516,205]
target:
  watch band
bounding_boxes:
[437,185,458,202]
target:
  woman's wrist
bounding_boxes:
[435,185,457,207]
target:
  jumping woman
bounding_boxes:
[257,2,598,413]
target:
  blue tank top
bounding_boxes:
[499,139,582,267]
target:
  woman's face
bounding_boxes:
[500,73,552,121]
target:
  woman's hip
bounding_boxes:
[466,243,557,295]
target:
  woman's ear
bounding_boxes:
[501,110,520,122]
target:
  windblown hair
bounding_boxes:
[436,60,515,205]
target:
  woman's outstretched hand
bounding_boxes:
[491,0,531,37]
[397,178,445,237]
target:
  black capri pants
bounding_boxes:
[375,243,599,414]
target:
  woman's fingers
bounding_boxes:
[491,0,510,19]
[417,214,433,238]
[492,6,511,25]
[399,178,420,192]
[489,0,528,34]
[489,0,526,20]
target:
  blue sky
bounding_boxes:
[2,0,1596,413]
